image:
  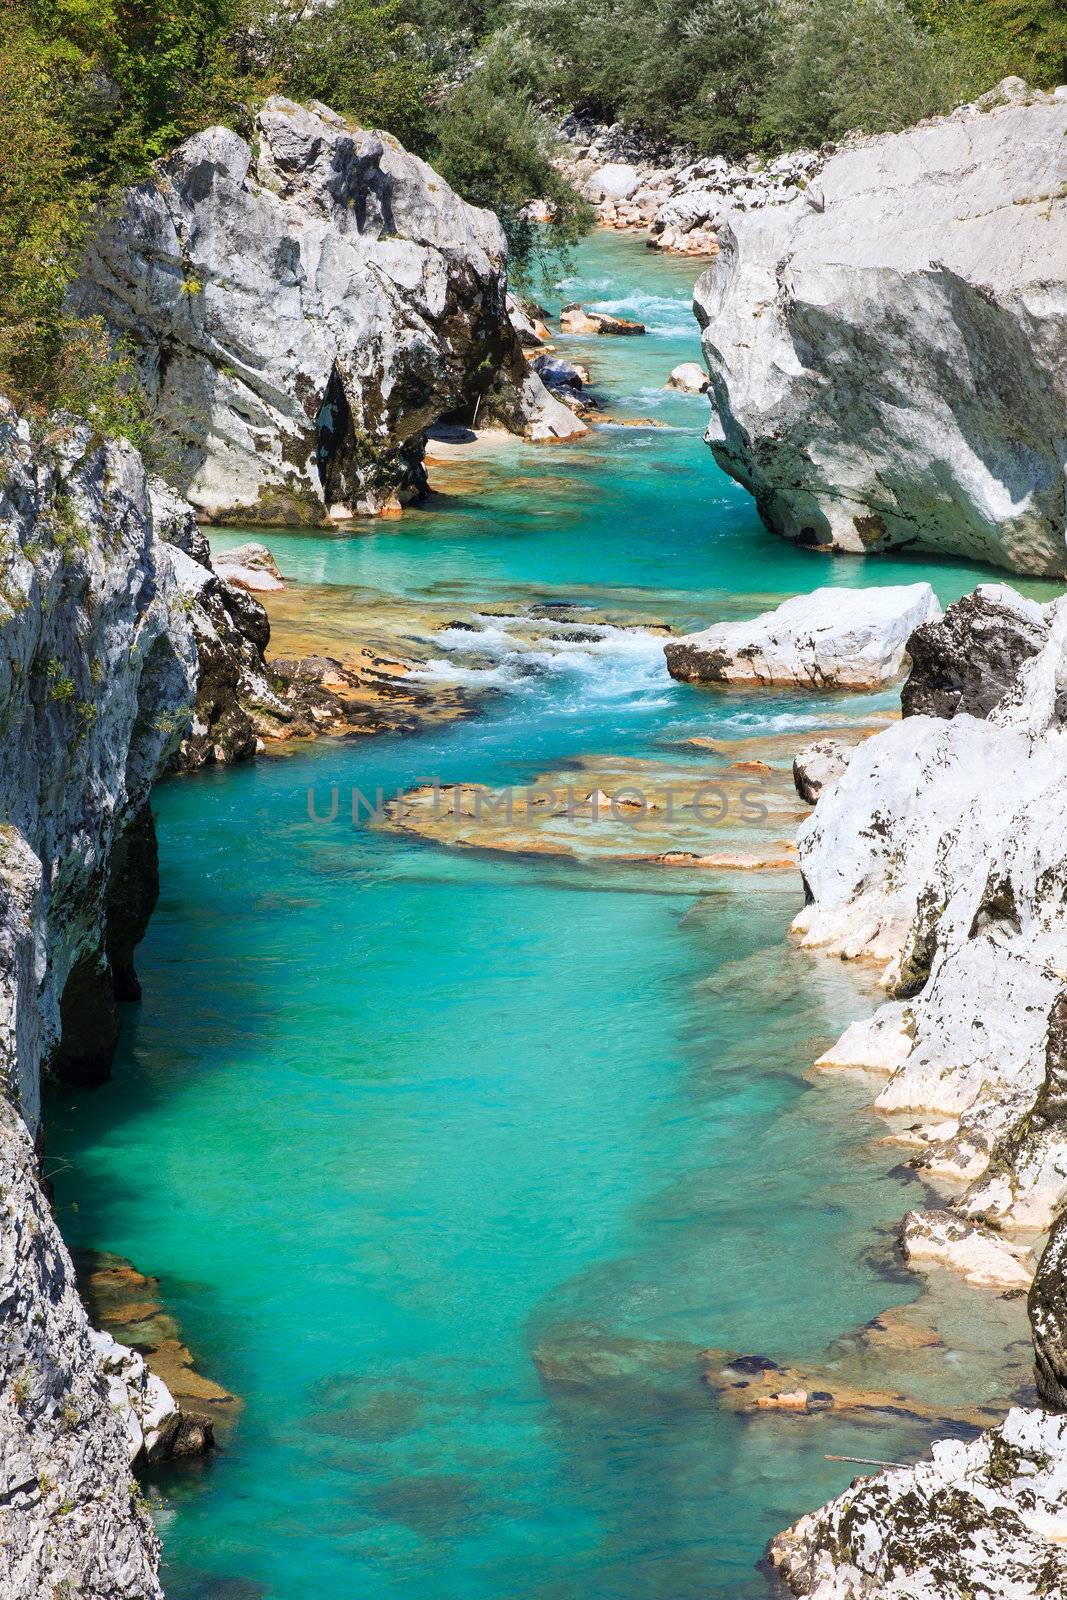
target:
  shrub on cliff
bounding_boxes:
[432,57,593,286]
[262,0,436,153]
[758,0,958,147]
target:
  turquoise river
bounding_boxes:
[46,234,1055,1599]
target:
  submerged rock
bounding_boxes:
[694,90,1067,575]
[76,97,580,525]
[664,584,940,690]
[770,1407,1067,1600]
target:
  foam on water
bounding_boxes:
[412,613,671,702]
[587,293,701,338]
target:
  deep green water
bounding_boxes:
[47,235,1057,1600]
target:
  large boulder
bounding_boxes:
[666,361,709,394]
[769,1407,1067,1600]
[586,162,642,201]
[793,585,1067,1243]
[902,583,1051,719]
[664,583,940,689]
[694,89,1067,575]
[76,97,581,524]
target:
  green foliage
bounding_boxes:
[0,20,93,413]
[45,659,77,703]
[914,0,1067,92]
[269,0,435,151]
[5,0,1058,438]
[0,0,262,428]
[757,0,959,149]
[625,0,783,155]
[431,49,592,287]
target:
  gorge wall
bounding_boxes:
[692,84,1067,576]
[0,405,200,1598]
[76,97,581,525]
[769,586,1067,1595]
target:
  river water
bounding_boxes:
[46,234,1052,1599]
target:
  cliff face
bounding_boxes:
[0,404,205,1597]
[693,85,1067,576]
[793,585,1067,1250]
[76,97,581,525]
[772,582,1067,1592]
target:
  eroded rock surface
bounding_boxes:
[770,1408,1067,1600]
[792,738,852,804]
[0,403,204,1597]
[902,585,1050,719]
[792,584,1067,1242]
[77,97,580,525]
[693,89,1067,575]
[664,584,939,690]
[1031,1209,1067,1409]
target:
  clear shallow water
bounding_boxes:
[47,234,1056,1600]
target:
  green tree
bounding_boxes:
[759,0,961,148]
[269,0,435,152]
[432,60,592,288]
[625,0,782,153]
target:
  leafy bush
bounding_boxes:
[432,51,592,287]
[914,0,1067,93]
[267,0,436,152]
[758,0,961,148]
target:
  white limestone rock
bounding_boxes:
[76,97,577,524]
[0,401,208,1598]
[664,584,940,689]
[89,1329,180,1463]
[0,1107,164,1599]
[901,1209,1034,1289]
[792,737,853,803]
[586,162,642,201]
[666,361,709,394]
[694,93,1067,575]
[770,1408,1067,1600]
[793,584,1067,1243]
[212,540,284,592]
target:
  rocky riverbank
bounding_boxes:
[0,404,205,1597]
[766,583,1067,1596]
[555,112,822,258]
[76,97,583,527]
[0,396,461,1595]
